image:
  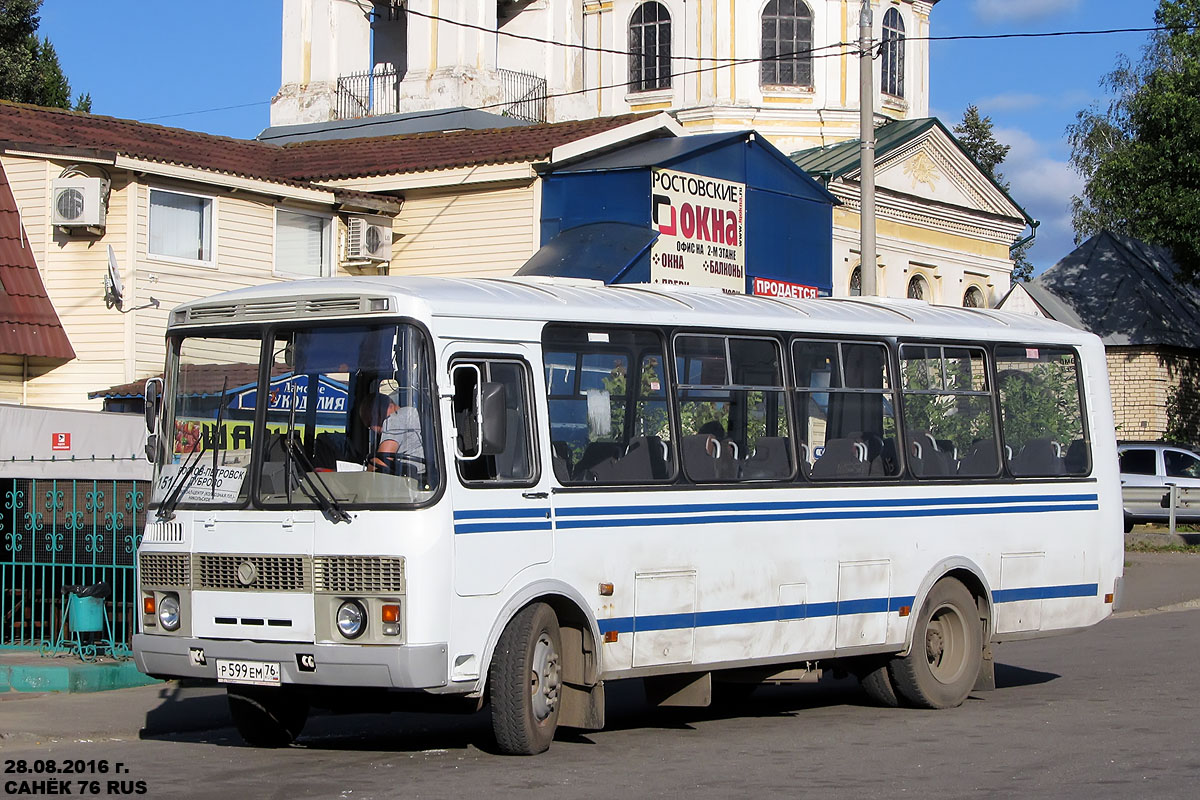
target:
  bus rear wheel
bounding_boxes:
[489,602,562,755]
[226,685,309,747]
[889,578,982,709]
[858,660,901,707]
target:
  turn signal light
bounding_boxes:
[603,631,619,643]
[143,596,156,616]
[1104,593,1115,604]
[381,604,400,623]
[897,605,912,617]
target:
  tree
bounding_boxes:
[1068,0,1200,284]
[954,105,1034,283]
[0,0,89,111]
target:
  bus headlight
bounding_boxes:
[158,594,181,632]
[336,600,366,639]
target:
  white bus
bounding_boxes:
[134,277,1124,755]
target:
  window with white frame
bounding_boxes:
[761,0,813,87]
[629,1,672,92]
[881,7,905,98]
[275,209,332,277]
[149,189,213,264]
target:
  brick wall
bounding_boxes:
[1106,346,1200,441]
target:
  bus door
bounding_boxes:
[447,348,552,597]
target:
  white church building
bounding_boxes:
[268,0,1026,307]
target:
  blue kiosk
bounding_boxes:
[521,131,838,296]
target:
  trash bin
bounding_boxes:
[61,583,111,634]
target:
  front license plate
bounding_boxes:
[216,658,281,686]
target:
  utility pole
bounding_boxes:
[858,0,877,297]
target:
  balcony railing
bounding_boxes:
[498,68,547,123]
[336,67,399,120]
[334,66,547,123]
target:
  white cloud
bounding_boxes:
[974,0,1080,24]
[993,127,1084,271]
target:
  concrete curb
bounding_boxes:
[0,649,160,694]
[1,659,159,694]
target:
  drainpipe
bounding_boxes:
[1011,218,1040,255]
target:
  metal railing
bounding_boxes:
[498,68,547,123]
[2,478,145,653]
[336,66,400,120]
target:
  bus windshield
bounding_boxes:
[152,322,439,511]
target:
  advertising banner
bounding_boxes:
[650,168,746,293]
[752,276,820,299]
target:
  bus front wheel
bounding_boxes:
[889,578,982,709]
[489,602,562,755]
[226,684,309,747]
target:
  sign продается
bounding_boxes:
[649,168,746,293]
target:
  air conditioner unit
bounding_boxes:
[345,215,392,262]
[51,176,108,230]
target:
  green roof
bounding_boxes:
[789,117,1033,227]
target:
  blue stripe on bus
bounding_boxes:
[557,493,1099,518]
[595,584,1098,635]
[453,494,1100,534]
[453,520,553,535]
[553,503,1098,530]
[992,583,1098,603]
[454,507,552,520]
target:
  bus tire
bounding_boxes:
[489,602,562,755]
[889,578,982,709]
[858,660,901,708]
[226,685,309,747]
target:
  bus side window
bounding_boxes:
[675,334,793,483]
[542,325,675,485]
[995,346,1088,477]
[898,344,995,480]
[794,338,899,481]
[453,359,537,485]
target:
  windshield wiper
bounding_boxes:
[282,435,351,524]
[155,437,208,522]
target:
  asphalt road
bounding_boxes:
[2,554,1199,799]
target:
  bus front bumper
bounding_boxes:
[133,634,448,690]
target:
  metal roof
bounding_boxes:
[0,162,74,360]
[1029,231,1200,349]
[169,275,1097,347]
[789,117,1033,226]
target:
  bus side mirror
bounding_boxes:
[144,377,163,434]
[479,382,507,456]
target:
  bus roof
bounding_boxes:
[170,275,1095,345]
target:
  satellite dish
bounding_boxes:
[104,245,125,310]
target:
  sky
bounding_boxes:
[37,0,1161,274]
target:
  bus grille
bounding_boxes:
[313,556,406,594]
[195,555,311,592]
[139,552,191,588]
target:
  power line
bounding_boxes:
[137,20,1180,125]
[405,4,1177,62]
[141,39,857,126]
[143,101,267,122]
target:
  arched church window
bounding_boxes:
[849,266,862,296]
[907,274,929,301]
[963,285,985,308]
[630,2,672,92]
[761,0,813,87]
[881,7,905,98]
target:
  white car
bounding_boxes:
[1118,442,1200,530]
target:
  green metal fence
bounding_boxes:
[1,478,145,653]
